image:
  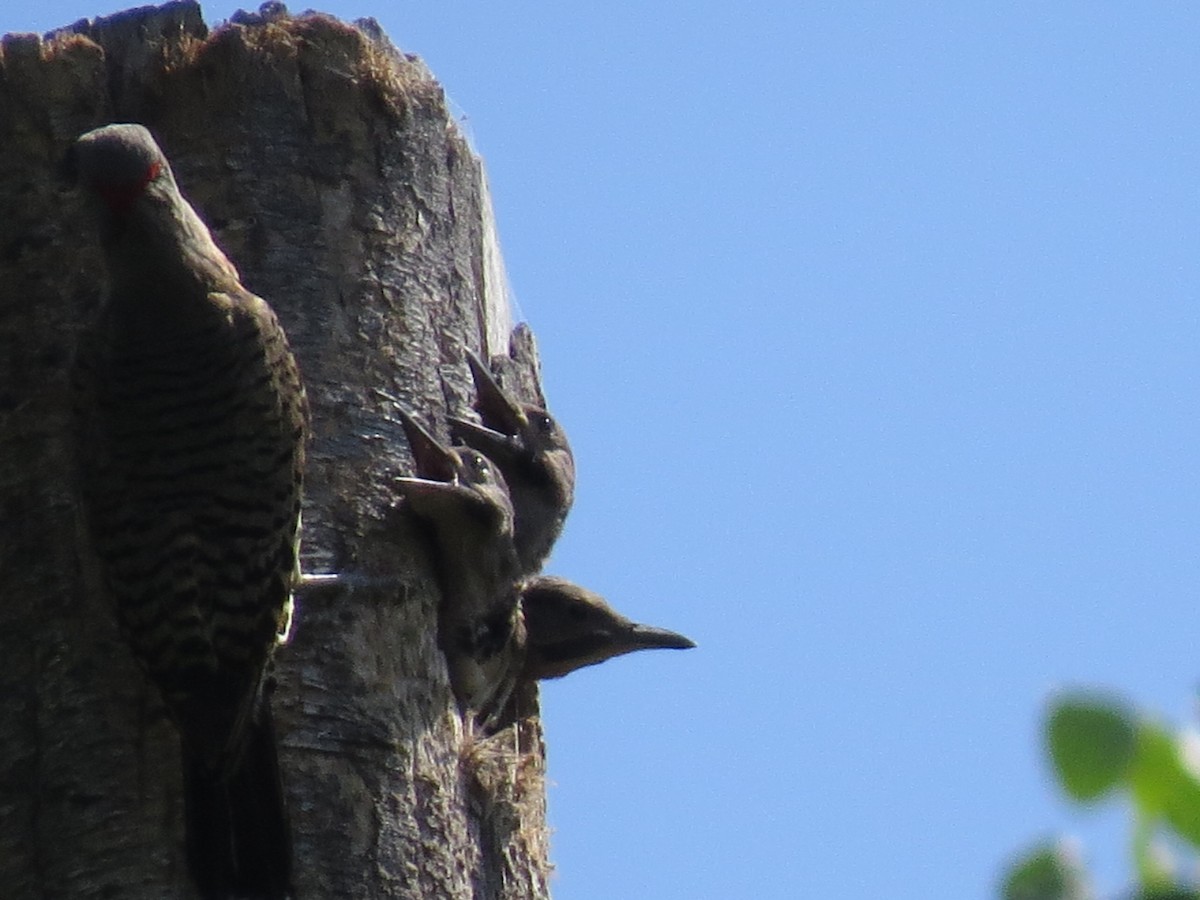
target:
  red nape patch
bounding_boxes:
[95,160,162,215]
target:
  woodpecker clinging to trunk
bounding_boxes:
[69,124,306,899]
[395,409,524,722]
[448,349,574,577]
[520,576,695,681]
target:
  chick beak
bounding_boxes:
[395,409,461,499]
[465,349,528,436]
[622,623,697,652]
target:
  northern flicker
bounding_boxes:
[69,124,306,899]
[449,349,574,577]
[395,409,524,722]
[520,576,695,680]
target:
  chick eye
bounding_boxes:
[537,415,553,433]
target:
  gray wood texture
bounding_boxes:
[0,2,552,896]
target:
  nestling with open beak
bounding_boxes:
[449,349,575,577]
[395,410,525,721]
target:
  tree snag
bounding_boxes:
[0,3,552,896]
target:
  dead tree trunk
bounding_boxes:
[0,3,551,896]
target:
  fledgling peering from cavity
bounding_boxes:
[449,349,574,577]
[396,409,525,725]
[520,576,695,681]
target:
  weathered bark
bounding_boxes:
[0,3,551,896]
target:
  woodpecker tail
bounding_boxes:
[183,704,293,899]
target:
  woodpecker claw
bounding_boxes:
[298,572,342,589]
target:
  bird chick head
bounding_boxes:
[396,408,514,527]
[449,349,575,497]
[521,575,696,680]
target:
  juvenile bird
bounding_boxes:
[449,349,574,577]
[396,410,524,722]
[520,576,695,681]
[70,123,305,899]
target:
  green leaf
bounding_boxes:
[1130,724,1178,818]
[1131,812,1174,890]
[1046,694,1136,802]
[1130,724,1200,849]
[1000,840,1090,900]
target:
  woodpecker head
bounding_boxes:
[395,408,514,530]
[449,351,575,577]
[449,350,575,498]
[69,123,178,221]
[520,576,696,680]
[68,123,237,292]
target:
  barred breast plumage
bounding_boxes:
[70,123,306,900]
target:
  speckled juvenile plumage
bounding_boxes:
[396,410,524,724]
[70,123,305,900]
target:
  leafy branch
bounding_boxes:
[1002,692,1200,900]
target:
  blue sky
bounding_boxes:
[10,2,1200,897]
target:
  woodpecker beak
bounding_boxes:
[396,409,510,524]
[447,415,521,460]
[449,349,544,468]
[397,410,456,481]
[465,349,529,436]
[395,409,471,506]
[553,620,694,676]
[622,622,697,652]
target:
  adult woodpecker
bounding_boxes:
[448,349,574,577]
[395,410,524,723]
[70,123,306,899]
[520,576,695,681]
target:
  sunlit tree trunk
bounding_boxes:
[0,3,550,895]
